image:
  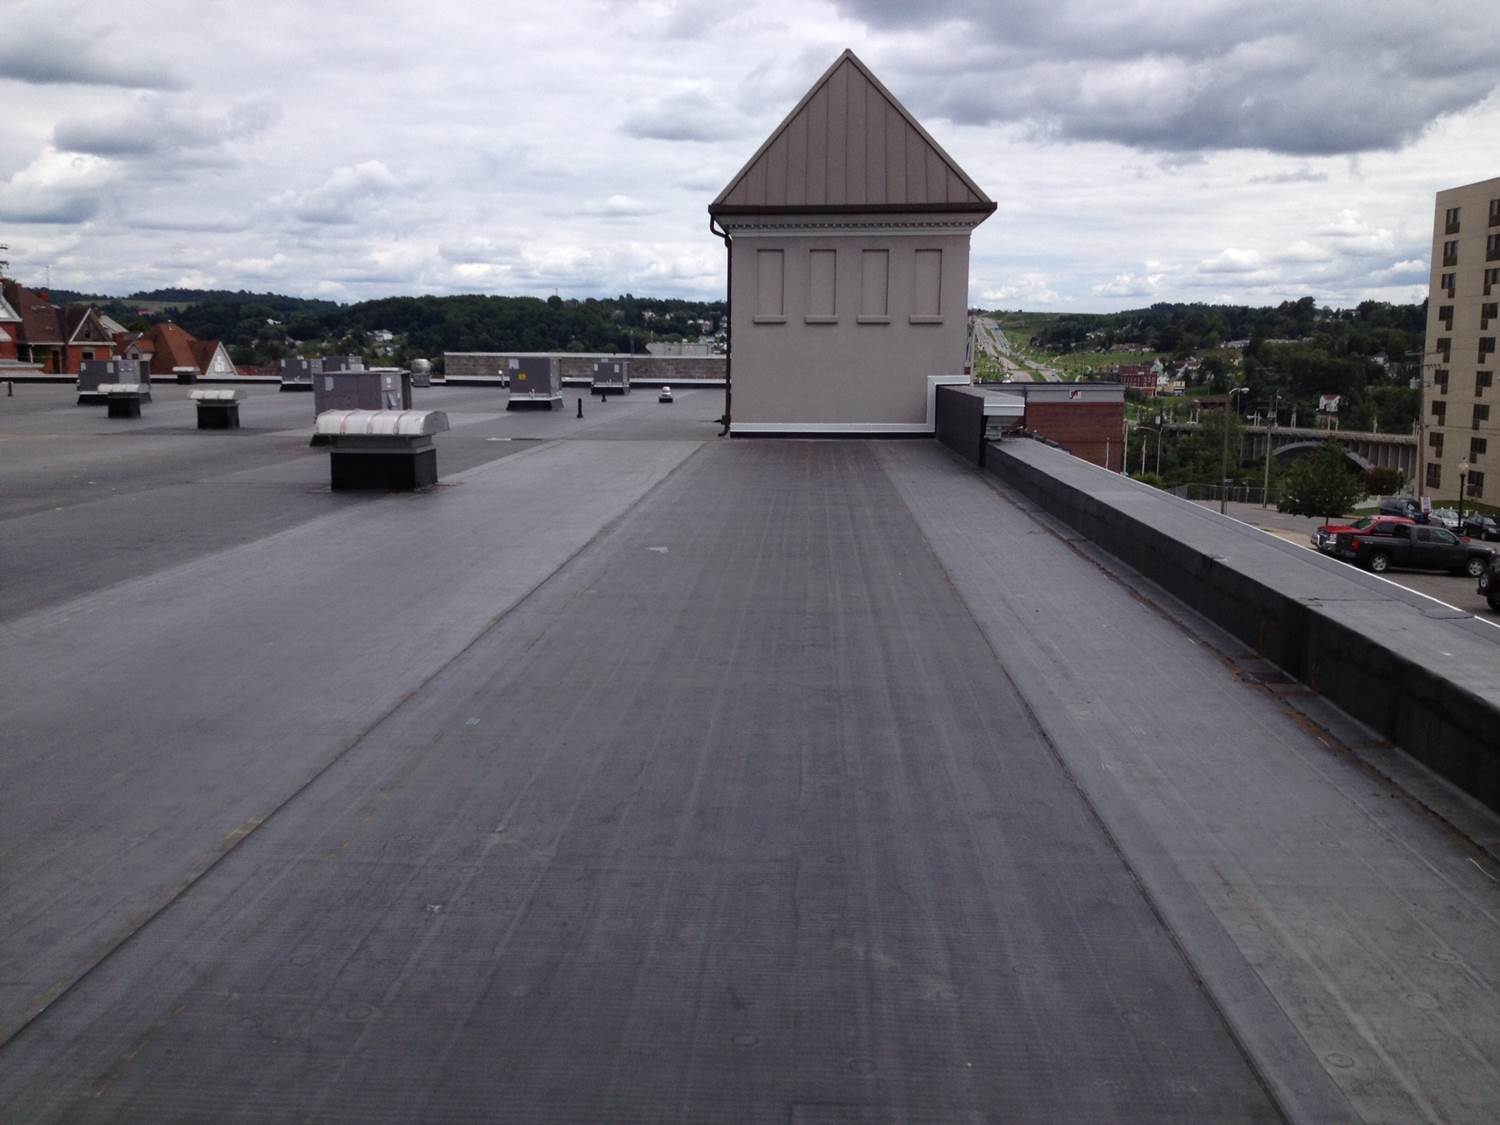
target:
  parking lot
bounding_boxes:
[1202,500,1498,619]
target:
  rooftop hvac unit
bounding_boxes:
[506,356,562,409]
[591,358,629,395]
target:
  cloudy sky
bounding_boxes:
[2,0,1496,311]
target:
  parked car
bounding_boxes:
[1461,514,1500,541]
[1429,507,1461,531]
[1333,523,1494,576]
[1378,496,1423,520]
[1311,514,1412,554]
[1479,555,1500,611]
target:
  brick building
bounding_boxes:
[983,383,1126,471]
[1422,175,1500,506]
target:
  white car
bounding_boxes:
[1429,507,1461,531]
[658,385,674,403]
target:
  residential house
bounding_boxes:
[0,279,117,374]
[121,321,238,379]
[0,286,19,362]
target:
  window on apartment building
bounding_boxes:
[1427,463,1442,489]
[1489,233,1500,262]
[1481,337,1497,363]
[1491,198,1500,226]
[1437,337,1452,362]
[911,249,943,322]
[1472,437,1489,459]
[754,249,785,322]
[1479,370,1494,397]
[806,249,837,321]
[1434,368,1450,393]
[858,250,890,322]
[1484,302,1499,330]
[1429,431,1444,455]
[1441,272,1456,298]
[1432,400,1447,423]
[1469,470,1486,498]
[1444,240,1459,266]
[1475,403,1491,430]
[1439,304,1454,330]
[1487,268,1500,296]
[1445,206,1461,233]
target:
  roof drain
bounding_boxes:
[710,216,731,436]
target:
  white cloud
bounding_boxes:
[1274,240,1330,264]
[1090,272,1163,298]
[0,148,119,223]
[981,274,1061,306]
[1197,248,1264,274]
[267,161,403,225]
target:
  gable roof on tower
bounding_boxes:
[710,49,995,217]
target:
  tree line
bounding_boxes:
[50,289,726,367]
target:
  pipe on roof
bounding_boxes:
[710,216,731,437]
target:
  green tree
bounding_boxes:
[1363,466,1404,496]
[1277,442,1364,523]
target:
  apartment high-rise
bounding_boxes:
[1422,176,1500,507]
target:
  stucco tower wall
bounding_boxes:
[726,213,975,430]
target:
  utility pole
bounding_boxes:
[1261,390,1279,508]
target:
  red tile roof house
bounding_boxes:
[121,322,238,381]
[0,280,117,374]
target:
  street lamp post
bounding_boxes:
[1221,387,1249,514]
[1459,459,1470,526]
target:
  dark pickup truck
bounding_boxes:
[1334,523,1495,576]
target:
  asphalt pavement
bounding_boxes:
[1200,500,1498,618]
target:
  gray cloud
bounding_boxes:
[1248,167,1329,185]
[0,1,185,90]
[54,98,279,158]
[622,88,743,142]
[836,0,1500,155]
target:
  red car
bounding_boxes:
[1311,514,1412,554]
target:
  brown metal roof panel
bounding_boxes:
[785,98,808,206]
[805,81,829,206]
[710,48,993,216]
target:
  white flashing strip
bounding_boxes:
[732,421,933,434]
[733,375,970,436]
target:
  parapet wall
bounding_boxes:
[445,352,724,383]
[986,437,1500,814]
